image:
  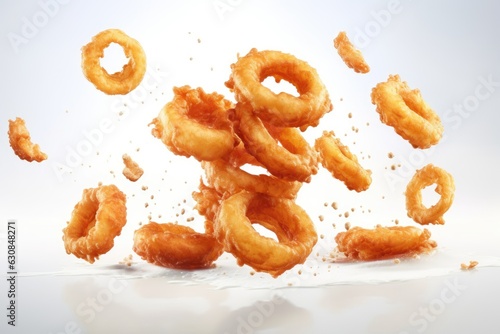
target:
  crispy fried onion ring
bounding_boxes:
[231,102,318,182]
[225,48,332,129]
[333,31,370,74]
[8,117,48,162]
[81,29,146,95]
[151,85,237,161]
[215,191,317,277]
[314,131,372,192]
[62,184,127,263]
[335,225,437,261]
[371,75,444,149]
[202,159,302,200]
[133,221,223,269]
[405,164,455,225]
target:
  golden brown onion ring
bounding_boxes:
[151,85,237,161]
[133,221,223,270]
[314,131,371,192]
[62,184,127,263]
[202,159,302,199]
[81,29,146,95]
[215,191,317,277]
[225,48,332,130]
[333,31,370,74]
[232,102,318,182]
[371,75,443,149]
[8,117,48,162]
[335,225,437,261]
[405,164,455,225]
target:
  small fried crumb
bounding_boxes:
[119,254,134,266]
[122,154,144,182]
[393,258,401,264]
[388,152,394,159]
[331,202,338,210]
[345,222,351,230]
[461,260,478,270]
[318,215,324,222]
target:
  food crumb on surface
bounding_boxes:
[461,260,478,270]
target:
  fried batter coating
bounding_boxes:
[122,154,144,182]
[333,31,370,73]
[335,225,437,261]
[62,184,127,263]
[405,164,455,225]
[8,117,47,162]
[133,221,223,269]
[314,130,371,192]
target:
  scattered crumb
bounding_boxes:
[141,185,148,191]
[344,211,349,218]
[119,254,134,266]
[122,154,144,182]
[395,219,399,225]
[250,271,255,276]
[388,152,394,158]
[331,202,338,210]
[461,260,478,270]
[393,258,401,264]
[348,112,352,118]
[318,215,324,222]
[345,222,351,230]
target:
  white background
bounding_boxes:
[1,0,500,333]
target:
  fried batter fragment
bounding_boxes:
[335,225,437,261]
[333,31,370,74]
[122,154,144,182]
[8,117,48,162]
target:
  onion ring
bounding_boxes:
[232,102,318,182]
[335,225,437,261]
[314,130,371,192]
[133,221,223,270]
[405,164,455,225]
[8,117,48,162]
[81,29,146,95]
[371,74,444,149]
[333,31,370,74]
[202,159,302,199]
[215,191,317,277]
[62,184,127,263]
[225,48,332,129]
[151,85,237,161]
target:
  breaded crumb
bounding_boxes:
[393,258,401,264]
[345,222,351,230]
[461,260,478,270]
[331,202,338,210]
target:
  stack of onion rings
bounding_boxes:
[405,164,455,225]
[62,184,127,263]
[81,29,147,95]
